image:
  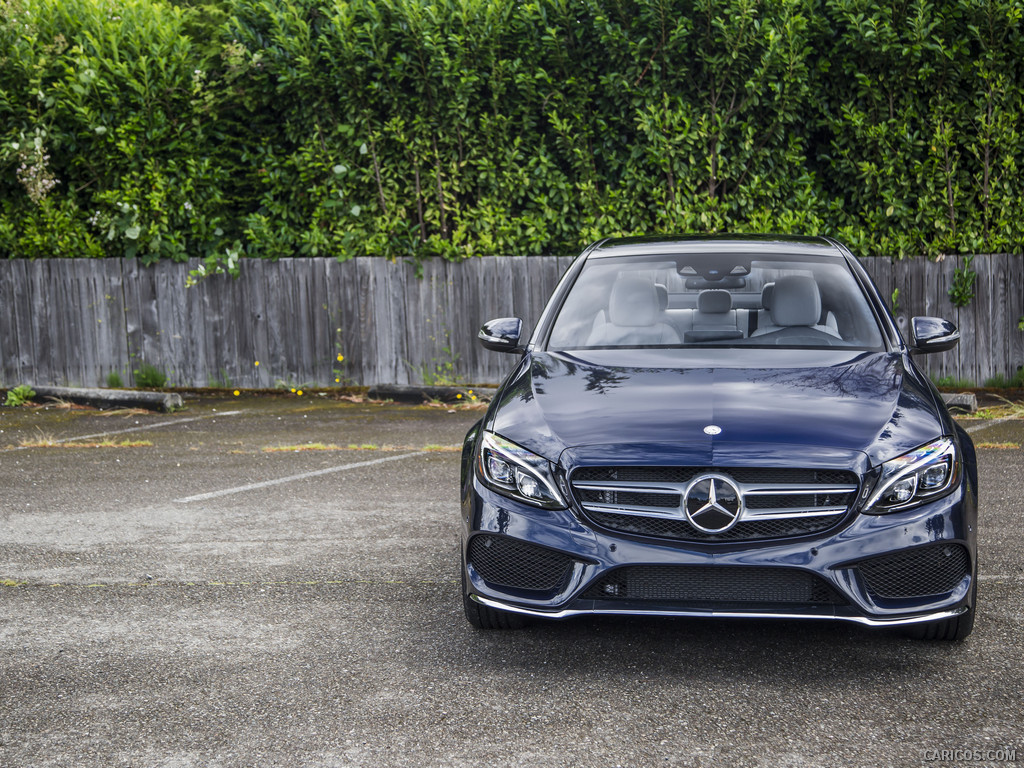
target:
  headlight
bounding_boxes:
[863,437,958,514]
[478,431,566,509]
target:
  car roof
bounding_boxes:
[587,234,846,259]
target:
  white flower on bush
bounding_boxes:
[14,137,59,204]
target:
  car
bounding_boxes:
[460,235,978,641]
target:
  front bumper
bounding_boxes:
[469,594,969,627]
[461,475,977,627]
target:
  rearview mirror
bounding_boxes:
[478,317,524,353]
[911,316,960,354]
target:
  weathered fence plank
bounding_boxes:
[1010,256,1024,384]
[1,255,1021,389]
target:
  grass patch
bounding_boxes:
[260,442,459,453]
[260,443,384,452]
[975,396,1024,420]
[134,362,168,388]
[982,369,1024,388]
[975,442,1020,450]
[15,434,152,449]
[96,407,151,417]
[262,443,344,453]
[933,375,976,389]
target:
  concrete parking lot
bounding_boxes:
[1,394,1021,768]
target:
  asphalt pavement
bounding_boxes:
[0,394,1021,768]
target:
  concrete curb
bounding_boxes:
[941,392,978,413]
[30,385,185,413]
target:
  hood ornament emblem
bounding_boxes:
[703,425,722,436]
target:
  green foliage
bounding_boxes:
[4,384,35,406]
[949,255,977,307]
[406,329,463,386]
[105,370,123,387]
[1,0,1023,264]
[133,362,167,387]
[934,375,976,388]
[208,367,232,388]
[983,368,1024,388]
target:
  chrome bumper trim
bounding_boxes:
[471,594,967,627]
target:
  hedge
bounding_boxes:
[1,0,1022,266]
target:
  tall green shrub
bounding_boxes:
[0,0,231,262]
[1,0,1022,263]
[818,0,1024,257]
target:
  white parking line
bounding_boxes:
[5,411,243,450]
[965,417,1015,434]
[173,451,428,503]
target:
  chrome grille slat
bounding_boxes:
[581,502,688,519]
[573,482,680,494]
[743,485,857,495]
[570,466,858,542]
[742,507,848,520]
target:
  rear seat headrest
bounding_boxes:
[761,282,775,310]
[697,289,732,315]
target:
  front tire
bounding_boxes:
[905,574,977,641]
[462,568,527,630]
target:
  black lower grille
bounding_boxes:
[856,544,971,599]
[468,535,575,592]
[581,565,845,605]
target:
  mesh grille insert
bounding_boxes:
[855,544,971,599]
[468,535,575,592]
[582,565,846,605]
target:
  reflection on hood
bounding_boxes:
[488,350,946,468]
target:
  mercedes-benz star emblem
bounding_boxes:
[703,425,722,435]
[683,473,743,533]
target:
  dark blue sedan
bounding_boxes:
[460,235,978,640]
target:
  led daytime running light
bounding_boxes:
[479,432,566,508]
[865,437,957,512]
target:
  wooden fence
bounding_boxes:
[1,255,1021,389]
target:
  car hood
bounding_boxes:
[488,349,948,471]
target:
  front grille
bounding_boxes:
[467,535,575,592]
[581,565,846,605]
[571,466,858,542]
[855,544,971,599]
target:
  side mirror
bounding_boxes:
[910,316,960,354]
[478,317,524,353]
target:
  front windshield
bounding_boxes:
[547,253,885,351]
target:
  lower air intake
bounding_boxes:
[468,535,575,592]
[855,544,971,599]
